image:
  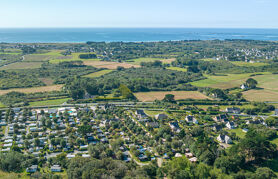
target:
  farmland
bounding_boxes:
[243,74,278,101]
[0,61,43,70]
[134,91,210,102]
[83,60,140,69]
[231,61,269,67]
[190,73,270,89]
[83,69,113,78]
[126,57,175,65]
[0,85,63,95]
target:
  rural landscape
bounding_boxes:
[0,40,278,179]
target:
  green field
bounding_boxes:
[231,61,269,67]
[166,67,187,72]
[29,98,71,107]
[0,62,43,70]
[126,57,175,65]
[23,54,52,62]
[83,70,113,78]
[243,74,278,101]
[49,52,99,64]
[190,73,269,89]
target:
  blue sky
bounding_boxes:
[0,0,277,28]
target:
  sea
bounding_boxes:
[0,28,278,43]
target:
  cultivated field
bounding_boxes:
[191,73,270,89]
[243,74,278,101]
[84,60,140,69]
[126,58,175,65]
[0,85,63,95]
[0,62,43,70]
[83,69,113,78]
[231,61,269,67]
[134,91,210,102]
[23,54,52,62]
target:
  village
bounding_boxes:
[1,103,278,174]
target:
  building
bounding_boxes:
[275,109,278,116]
[26,165,38,173]
[51,165,62,172]
[135,109,147,118]
[214,114,229,123]
[226,107,240,114]
[169,122,180,132]
[226,121,236,129]
[155,113,168,120]
[185,115,198,124]
[240,84,248,90]
[217,135,232,144]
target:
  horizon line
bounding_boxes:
[0,27,278,29]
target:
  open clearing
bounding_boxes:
[0,85,63,95]
[242,74,278,101]
[84,60,139,69]
[126,58,175,65]
[134,91,210,102]
[83,70,113,78]
[191,73,270,89]
[0,62,43,70]
[231,61,269,67]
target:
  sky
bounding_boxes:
[0,0,278,28]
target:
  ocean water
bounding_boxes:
[0,28,277,43]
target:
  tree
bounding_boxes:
[255,167,276,179]
[118,84,135,99]
[78,125,92,137]
[163,94,175,103]
[246,78,258,89]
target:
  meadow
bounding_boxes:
[28,98,70,107]
[134,91,210,102]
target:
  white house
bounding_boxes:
[226,121,236,129]
[217,135,232,144]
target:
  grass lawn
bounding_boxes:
[83,70,113,78]
[144,110,163,117]
[191,73,270,89]
[229,128,246,139]
[126,58,175,65]
[134,91,210,102]
[231,61,269,67]
[29,98,71,106]
[166,67,187,72]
